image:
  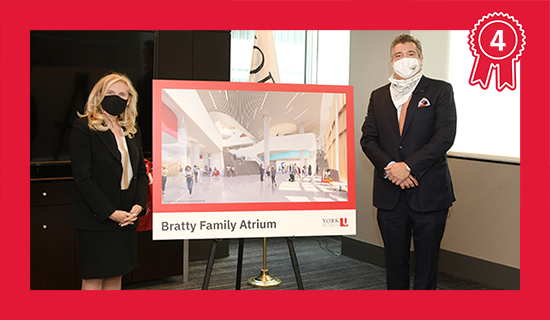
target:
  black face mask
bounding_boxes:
[102,95,128,116]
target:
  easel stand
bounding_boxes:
[202,237,304,290]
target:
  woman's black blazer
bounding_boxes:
[68,117,148,231]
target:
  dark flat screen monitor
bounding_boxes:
[30,30,155,178]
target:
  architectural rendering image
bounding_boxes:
[158,81,351,204]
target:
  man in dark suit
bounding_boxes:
[360,34,457,290]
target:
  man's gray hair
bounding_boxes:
[390,34,423,59]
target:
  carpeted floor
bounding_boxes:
[123,237,500,290]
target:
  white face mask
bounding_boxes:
[393,57,422,79]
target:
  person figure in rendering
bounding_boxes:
[161,165,168,195]
[324,169,331,182]
[68,73,148,290]
[184,165,194,197]
[270,165,277,187]
[193,165,199,183]
[259,163,265,181]
[360,34,457,290]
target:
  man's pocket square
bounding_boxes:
[418,98,430,108]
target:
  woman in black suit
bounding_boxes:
[68,73,148,290]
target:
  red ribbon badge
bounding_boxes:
[469,12,525,91]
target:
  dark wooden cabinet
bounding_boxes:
[31,204,77,289]
[31,179,229,289]
[30,179,77,289]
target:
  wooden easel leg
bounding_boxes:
[287,237,304,290]
[202,238,220,290]
[235,238,245,290]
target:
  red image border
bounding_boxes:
[1,1,547,320]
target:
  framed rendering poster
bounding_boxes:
[152,80,356,239]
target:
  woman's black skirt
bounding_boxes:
[77,190,138,279]
[77,227,138,279]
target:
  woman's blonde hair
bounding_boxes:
[78,72,139,137]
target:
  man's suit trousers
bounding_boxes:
[377,190,448,290]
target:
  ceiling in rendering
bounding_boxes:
[195,90,336,141]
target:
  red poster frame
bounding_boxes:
[152,80,356,214]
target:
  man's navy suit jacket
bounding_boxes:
[360,76,457,212]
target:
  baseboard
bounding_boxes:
[341,237,387,268]
[341,237,519,289]
[438,250,519,289]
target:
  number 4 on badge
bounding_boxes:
[490,30,506,51]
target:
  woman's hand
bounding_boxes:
[129,205,143,218]
[109,209,139,227]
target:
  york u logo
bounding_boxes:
[322,217,349,227]
[340,218,349,227]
